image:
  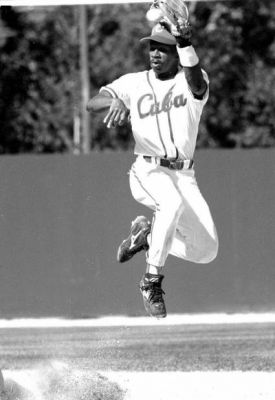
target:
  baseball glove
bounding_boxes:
[147,0,192,41]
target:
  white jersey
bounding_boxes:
[101,68,209,160]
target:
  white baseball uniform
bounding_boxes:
[101,67,218,267]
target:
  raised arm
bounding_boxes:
[87,90,129,128]
[181,61,207,100]
[177,44,207,99]
[175,21,207,99]
[159,20,207,99]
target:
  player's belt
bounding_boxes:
[143,156,194,170]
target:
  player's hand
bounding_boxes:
[159,18,192,47]
[103,98,129,129]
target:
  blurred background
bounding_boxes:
[0,1,274,318]
[0,0,274,154]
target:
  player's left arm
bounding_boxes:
[176,34,207,100]
[165,19,208,100]
[181,63,207,100]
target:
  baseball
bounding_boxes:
[146,7,164,22]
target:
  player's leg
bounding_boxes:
[169,171,218,263]
[117,159,156,263]
[141,178,188,318]
[116,158,168,318]
[145,188,184,267]
[129,158,189,317]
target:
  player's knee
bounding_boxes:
[198,250,217,264]
[161,196,183,218]
[196,238,218,264]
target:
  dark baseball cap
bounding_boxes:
[140,23,177,46]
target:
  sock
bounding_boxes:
[144,272,164,284]
[146,264,163,276]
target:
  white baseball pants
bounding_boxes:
[129,156,219,267]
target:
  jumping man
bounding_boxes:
[87,21,219,318]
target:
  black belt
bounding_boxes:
[143,156,194,170]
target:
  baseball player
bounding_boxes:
[87,20,219,318]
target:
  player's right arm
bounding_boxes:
[87,90,129,129]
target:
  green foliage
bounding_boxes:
[0,6,78,153]
[0,1,274,153]
[194,0,275,148]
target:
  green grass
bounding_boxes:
[1,323,275,372]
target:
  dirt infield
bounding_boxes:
[2,368,275,400]
[1,317,275,399]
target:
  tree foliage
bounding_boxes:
[0,6,78,153]
[0,1,274,153]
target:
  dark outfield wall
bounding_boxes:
[0,149,274,318]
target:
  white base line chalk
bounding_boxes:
[0,313,275,328]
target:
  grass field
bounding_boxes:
[1,318,275,399]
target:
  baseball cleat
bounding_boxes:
[117,216,151,263]
[139,273,167,318]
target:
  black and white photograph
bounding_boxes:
[0,0,275,399]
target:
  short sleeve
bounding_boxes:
[100,73,135,109]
